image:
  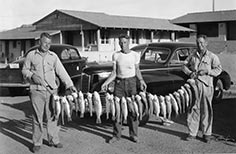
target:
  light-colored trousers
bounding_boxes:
[187,80,214,136]
[30,89,60,146]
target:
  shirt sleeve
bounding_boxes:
[22,51,34,81]
[134,51,140,64]
[182,55,193,76]
[208,53,222,77]
[54,54,74,89]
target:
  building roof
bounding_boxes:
[34,9,194,32]
[171,9,236,24]
[0,25,60,40]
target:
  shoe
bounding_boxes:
[108,137,120,144]
[203,135,212,143]
[186,134,196,141]
[49,142,63,148]
[130,136,139,143]
[32,145,41,153]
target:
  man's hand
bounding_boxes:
[68,86,77,93]
[190,72,197,79]
[31,74,42,85]
[197,69,208,76]
[101,83,108,92]
[140,80,147,92]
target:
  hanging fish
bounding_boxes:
[105,93,111,120]
[184,83,193,112]
[87,92,93,117]
[153,94,160,117]
[177,89,185,113]
[181,86,190,111]
[78,91,85,118]
[159,95,166,119]
[110,94,116,120]
[169,93,179,116]
[53,95,61,120]
[72,92,79,116]
[132,95,139,119]
[62,96,72,122]
[147,93,154,117]
[126,97,135,116]
[60,97,65,125]
[93,91,102,124]
[66,95,74,116]
[135,94,143,121]
[173,92,182,114]
[121,97,128,123]
[139,91,149,114]
[165,95,172,120]
[114,96,121,123]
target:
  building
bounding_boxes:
[0,9,194,62]
[171,9,236,53]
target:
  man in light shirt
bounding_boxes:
[102,34,146,143]
[22,32,77,153]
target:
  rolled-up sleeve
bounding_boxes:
[22,52,34,81]
[208,54,222,77]
[54,56,73,89]
[182,56,193,76]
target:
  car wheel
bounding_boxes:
[213,79,223,103]
[8,87,28,96]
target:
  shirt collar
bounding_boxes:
[35,48,54,56]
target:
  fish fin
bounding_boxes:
[96,118,102,124]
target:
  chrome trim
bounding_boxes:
[140,66,181,72]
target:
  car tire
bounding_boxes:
[8,87,28,96]
[213,79,223,103]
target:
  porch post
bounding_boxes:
[97,29,101,51]
[151,31,154,42]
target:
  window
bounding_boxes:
[61,48,79,60]
[101,30,109,44]
[131,30,139,44]
[170,48,197,64]
[142,47,171,63]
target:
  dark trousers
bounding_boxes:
[113,76,139,138]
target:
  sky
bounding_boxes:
[0,0,235,31]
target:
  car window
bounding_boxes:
[170,47,197,64]
[61,48,79,60]
[142,47,170,63]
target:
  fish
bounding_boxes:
[87,92,93,117]
[177,89,185,113]
[62,96,72,121]
[114,96,121,123]
[121,97,128,123]
[110,94,116,120]
[139,91,149,114]
[184,83,193,112]
[105,93,111,119]
[181,86,190,110]
[66,95,74,116]
[173,92,182,114]
[60,97,65,125]
[165,95,172,120]
[135,94,143,121]
[53,95,61,120]
[78,91,85,118]
[147,93,154,117]
[169,93,179,115]
[72,92,79,116]
[159,95,166,119]
[126,97,135,116]
[153,94,160,117]
[132,95,139,118]
[93,91,102,124]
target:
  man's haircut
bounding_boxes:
[197,34,207,40]
[40,32,52,39]
[118,34,130,40]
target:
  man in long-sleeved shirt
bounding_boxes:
[22,32,77,153]
[182,34,222,143]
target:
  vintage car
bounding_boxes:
[0,44,87,95]
[81,42,232,125]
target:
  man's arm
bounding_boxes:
[22,52,34,81]
[101,63,117,91]
[208,54,222,77]
[135,64,147,91]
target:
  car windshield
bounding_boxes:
[142,47,171,63]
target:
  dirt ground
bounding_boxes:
[1,86,236,154]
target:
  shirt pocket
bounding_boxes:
[44,61,54,73]
[31,60,41,71]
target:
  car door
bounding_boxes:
[168,47,197,91]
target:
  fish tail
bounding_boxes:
[96,117,101,124]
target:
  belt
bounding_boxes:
[116,76,136,80]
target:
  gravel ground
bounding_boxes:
[1,86,236,154]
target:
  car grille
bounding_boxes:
[81,73,90,93]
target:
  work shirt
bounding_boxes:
[182,50,222,87]
[22,48,73,91]
[113,50,140,78]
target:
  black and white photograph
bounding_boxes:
[0,0,236,153]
